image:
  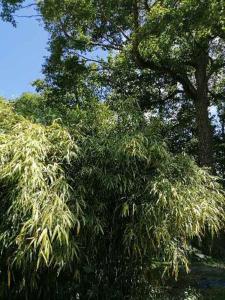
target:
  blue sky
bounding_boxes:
[0,3,49,99]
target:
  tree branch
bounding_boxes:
[132,39,197,100]
[14,14,41,18]
[77,53,107,65]
[144,0,149,11]
[20,3,37,10]
[133,0,139,29]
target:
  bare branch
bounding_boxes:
[90,41,122,51]
[20,3,37,10]
[13,14,41,19]
[77,53,107,65]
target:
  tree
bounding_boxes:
[0,0,25,23]
[39,0,225,169]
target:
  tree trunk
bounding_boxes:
[194,55,214,169]
[132,38,214,168]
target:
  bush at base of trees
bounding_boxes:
[0,97,224,299]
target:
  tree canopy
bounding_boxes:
[37,0,225,169]
[0,0,25,23]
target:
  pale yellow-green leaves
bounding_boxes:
[120,137,225,278]
[150,156,225,277]
[1,98,225,287]
[0,101,79,270]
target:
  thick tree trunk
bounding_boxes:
[194,55,214,169]
[132,39,214,168]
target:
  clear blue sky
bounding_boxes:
[0,2,49,99]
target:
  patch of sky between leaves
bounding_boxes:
[0,0,49,99]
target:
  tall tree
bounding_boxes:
[39,0,225,168]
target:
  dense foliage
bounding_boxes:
[37,0,225,169]
[0,96,224,299]
[0,0,225,299]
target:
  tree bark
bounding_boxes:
[132,37,214,169]
[194,54,214,169]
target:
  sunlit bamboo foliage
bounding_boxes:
[1,97,225,299]
[0,100,79,271]
[65,101,225,297]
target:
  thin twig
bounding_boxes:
[20,3,37,10]
[13,14,42,18]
